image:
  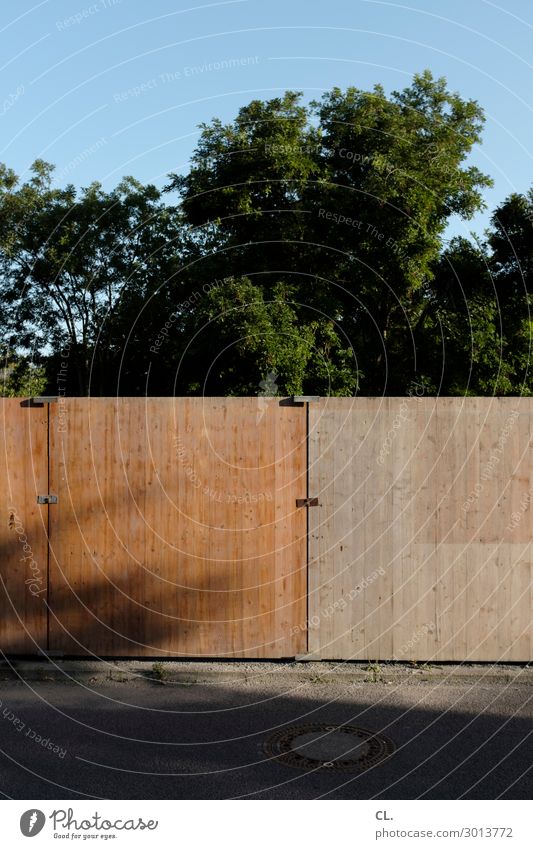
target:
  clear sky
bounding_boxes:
[1,0,532,241]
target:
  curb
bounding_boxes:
[1,660,532,686]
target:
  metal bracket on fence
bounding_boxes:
[37,495,58,504]
[19,396,58,408]
[296,497,319,508]
[279,396,321,406]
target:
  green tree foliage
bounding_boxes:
[413,238,512,395]
[177,276,357,395]
[417,191,533,396]
[0,161,184,395]
[1,73,532,397]
[0,353,47,397]
[168,72,492,394]
[486,192,533,392]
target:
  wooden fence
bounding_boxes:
[308,397,533,661]
[1,398,306,657]
[1,396,532,660]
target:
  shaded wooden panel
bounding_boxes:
[309,398,533,661]
[48,398,307,657]
[0,400,48,653]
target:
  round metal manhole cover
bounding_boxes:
[263,723,395,772]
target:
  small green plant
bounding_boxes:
[151,661,169,683]
[365,661,382,682]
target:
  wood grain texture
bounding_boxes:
[48,398,307,657]
[0,399,48,653]
[308,397,533,661]
[4,396,531,661]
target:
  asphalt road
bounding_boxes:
[0,673,531,799]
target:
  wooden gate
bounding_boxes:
[48,398,307,657]
[2,397,307,657]
[307,397,533,662]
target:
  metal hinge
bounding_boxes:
[37,495,58,504]
[296,497,319,508]
[280,396,321,406]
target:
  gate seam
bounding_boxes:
[46,401,51,652]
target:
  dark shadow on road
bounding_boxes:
[0,678,531,800]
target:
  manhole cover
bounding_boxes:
[263,723,395,772]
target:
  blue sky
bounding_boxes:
[1,0,532,241]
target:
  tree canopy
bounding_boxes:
[1,71,532,397]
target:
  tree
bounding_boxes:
[167,72,492,394]
[0,352,46,397]
[414,242,511,395]
[0,161,185,395]
[485,191,533,392]
[5,75,524,398]
[413,191,533,396]
[174,276,357,395]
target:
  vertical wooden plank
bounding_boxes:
[0,399,48,653]
[252,396,273,657]
[420,398,439,661]
[398,396,428,662]
[307,399,323,655]
[371,398,396,660]
[433,400,457,659]
[349,397,374,659]
[172,397,197,656]
[203,397,230,656]
[328,398,353,657]
[308,397,325,654]
[507,544,531,661]
[451,399,477,660]
[273,400,307,657]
